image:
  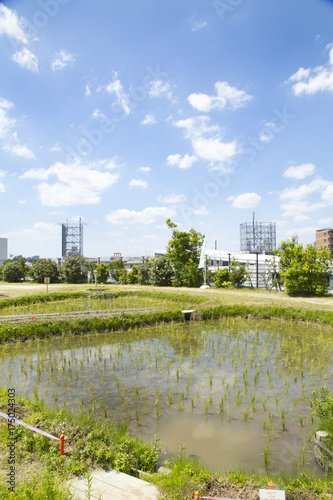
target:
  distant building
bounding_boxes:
[0,238,7,265]
[316,227,333,257]
[61,219,83,258]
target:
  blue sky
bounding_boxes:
[0,0,333,258]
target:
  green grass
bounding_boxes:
[0,388,161,498]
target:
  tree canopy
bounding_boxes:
[2,260,25,282]
[32,258,59,283]
[149,256,174,287]
[59,256,87,284]
[275,237,332,296]
[165,219,204,287]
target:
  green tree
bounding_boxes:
[32,259,59,283]
[108,259,126,283]
[275,237,332,296]
[119,269,128,284]
[2,260,25,282]
[138,258,151,285]
[95,262,109,283]
[229,258,247,288]
[165,219,204,287]
[59,256,87,283]
[149,256,174,287]
[127,265,140,284]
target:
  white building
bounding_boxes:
[206,249,280,288]
[0,238,8,266]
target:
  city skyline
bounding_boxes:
[0,0,333,258]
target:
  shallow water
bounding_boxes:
[1,317,332,474]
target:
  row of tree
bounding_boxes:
[1,224,332,296]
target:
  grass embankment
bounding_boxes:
[0,388,161,499]
[1,389,333,500]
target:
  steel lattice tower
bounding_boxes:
[61,218,83,258]
[240,213,276,253]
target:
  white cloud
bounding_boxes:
[227,192,261,209]
[106,74,131,115]
[106,206,176,225]
[100,157,122,169]
[280,177,333,217]
[51,50,75,71]
[20,159,120,206]
[0,97,16,138]
[194,207,209,215]
[18,199,27,204]
[91,108,106,119]
[0,98,35,158]
[192,137,236,164]
[129,179,148,189]
[0,4,28,44]
[0,182,5,193]
[3,143,35,159]
[286,226,318,238]
[166,153,197,169]
[49,143,62,153]
[317,218,333,226]
[148,80,172,99]
[288,45,333,95]
[48,210,64,216]
[283,163,316,179]
[6,222,60,241]
[12,48,38,72]
[294,215,310,222]
[85,84,91,96]
[0,170,5,177]
[141,113,156,125]
[280,178,330,201]
[140,166,151,173]
[322,184,333,204]
[174,116,237,170]
[192,21,209,32]
[157,193,186,204]
[188,81,252,112]
[289,67,311,82]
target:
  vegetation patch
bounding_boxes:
[0,388,161,499]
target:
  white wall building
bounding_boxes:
[206,249,280,288]
[0,238,8,265]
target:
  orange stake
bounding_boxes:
[194,492,199,500]
[60,434,65,456]
[268,481,274,490]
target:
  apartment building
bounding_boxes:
[316,228,333,257]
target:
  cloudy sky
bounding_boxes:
[0,0,333,258]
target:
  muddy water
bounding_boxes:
[1,317,332,474]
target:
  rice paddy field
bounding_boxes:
[0,292,192,316]
[1,301,332,477]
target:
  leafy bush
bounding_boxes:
[213,268,231,288]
